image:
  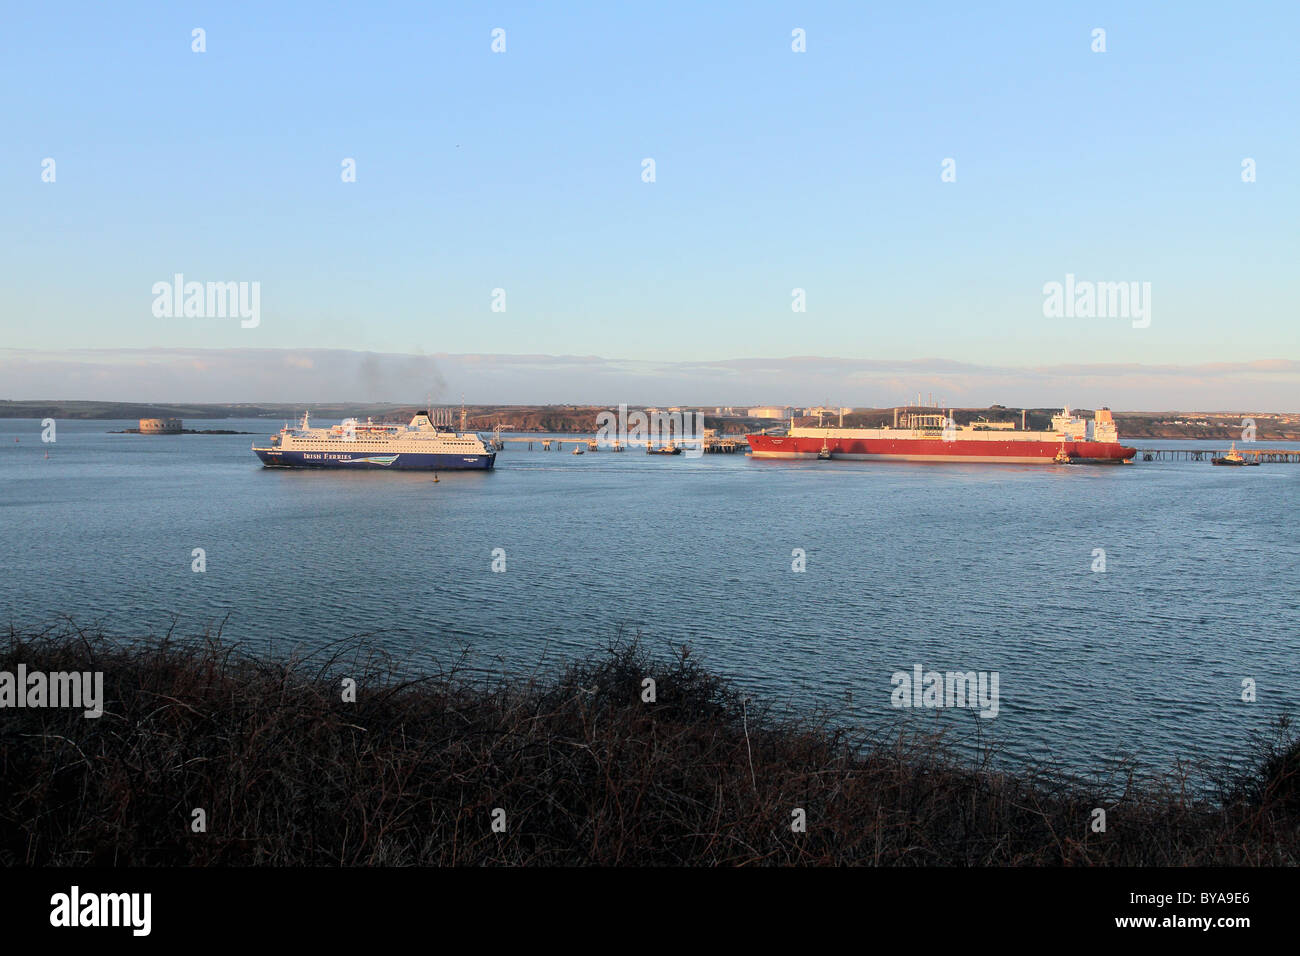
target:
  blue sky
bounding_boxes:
[2,1,1297,402]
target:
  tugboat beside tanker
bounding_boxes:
[1211,443,1259,466]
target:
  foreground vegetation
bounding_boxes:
[1,627,1296,865]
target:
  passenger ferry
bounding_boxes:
[252,410,496,471]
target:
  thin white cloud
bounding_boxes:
[0,348,1297,410]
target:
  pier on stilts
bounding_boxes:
[1135,448,1300,463]
[498,436,747,454]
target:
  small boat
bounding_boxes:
[431,473,440,482]
[647,443,681,455]
[1212,443,1258,466]
[572,446,584,455]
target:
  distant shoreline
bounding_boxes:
[105,428,256,435]
[3,401,1299,441]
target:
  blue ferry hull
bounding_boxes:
[254,448,495,470]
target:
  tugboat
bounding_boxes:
[1053,444,1072,464]
[1212,442,1258,466]
[817,440,832,461]
[647,442,682,455]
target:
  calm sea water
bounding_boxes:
[3,418,1298,776]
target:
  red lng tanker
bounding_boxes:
[746,407,1136,464]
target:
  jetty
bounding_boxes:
[1135,447,1300,463]
[499,436,747,454]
